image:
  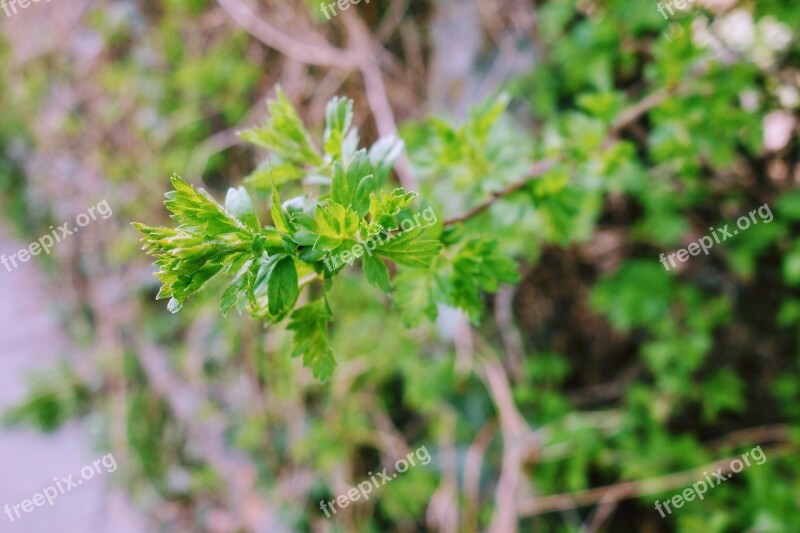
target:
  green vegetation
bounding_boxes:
[1,0,799,531]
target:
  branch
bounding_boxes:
[474,335,539,533]
[608,88,670,136]
[298,272,322,288]
[519,426,792,517]
[444,160,557,226]
[463,420,498,532]
[443,88,672,227]
[342,13,418,189]
[215,0,360,68]
[216,0,418,189]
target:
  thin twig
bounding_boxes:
[427,408,460,533]
[215,0,360,68]
[343,13,418,189]
[443,160,557,226]
[519,438,793,517]
[463,420,498,532]
[494,284,526,382]
[443,87,673,227]
[298,272,322,288]
[216,0,418,189]
[473,335,539,533]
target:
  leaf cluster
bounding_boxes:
[134,90,518,379]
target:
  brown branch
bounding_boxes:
[342,13,418,189]
[215,0,360,68]
[216,0,418,189]
[609,88,670,136]
[474,335,539,533]
[584,496,620,533]
[704,423,789,450]
[443,87,672,227]
[519,428,793,517]
[427,409,460,533]
[463,420,498,533]
[133,339,266,529]
[444,159,557,226]
[494,284,526,383]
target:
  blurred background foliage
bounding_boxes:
[1,0,799,531]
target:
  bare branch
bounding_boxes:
[216,0,360,68]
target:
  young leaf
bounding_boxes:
[293,202,360,252]
[271,186,291,234]
[393,269,440,327]
[224,186,260,232]
[442,237,520,323]
[368,135,404,188]
[238,88,323,167]
[468,92,510,140]
[164,175,251,236]
[352,174,374,218]
[221,262,256,317]
[324,96,354,160]
[245,159,305,190]
[133,176,260,312]
[376,228,443,268]
[364,254,391,294]
[267,256,299,319]
[331,150,374,216]
[368,189,418,231]
[287,300,336,381]
[325,96,354,137]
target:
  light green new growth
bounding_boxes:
[134,90,518,380]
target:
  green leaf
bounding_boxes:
[293,202,360,252]
[440,237,519,323]
[376,228,443,268]
[287,300,336,380]
[221,262,256,316]
[267,256,299,319]
[468,92,510,140]
[164,175,251,237]
[352,175,374,218]
[331,150,374,216]
[224,186,260,232]
[576,91,625,124]
[245,160,305,190]
[368,135,404,188]
[238,87,322,167]
[324,96,354,160]
[394,269,439,327]
[364,254,391,294]
[776,192,800,221]
[783,242,800,286]
[133,176,258,311]
[271,186,291,234]
[367,189,418,232]
[590,260,675,331]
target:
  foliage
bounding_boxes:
[1,0,800,532]
[134,90,519,380]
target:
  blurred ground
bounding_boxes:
[0,223,142,533]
